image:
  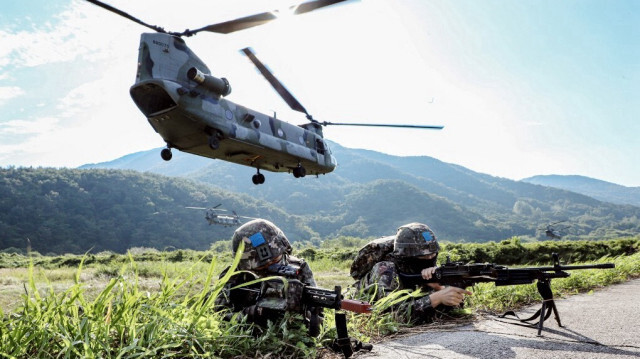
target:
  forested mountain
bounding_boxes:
[79,142,640,242]
[522,175,640,207]
[3,143,639,254]
[0,168,314,254]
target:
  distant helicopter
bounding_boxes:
[539,221,570,239]
[85,0,443,185]
[186,204,258,227]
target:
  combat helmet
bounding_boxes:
[232,219,292,270]
[393,222,439,257]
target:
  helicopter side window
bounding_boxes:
[315,139,326,155]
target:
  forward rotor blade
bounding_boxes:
[85,0,167,33]
[241,47,310,117]
[320,122,444,129]
[185,206,207,210]
[189,0,350,35]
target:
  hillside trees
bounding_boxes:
[0,167,315,254]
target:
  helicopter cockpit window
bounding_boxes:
[316,139,326,155]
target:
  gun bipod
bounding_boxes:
[499,277,562,335]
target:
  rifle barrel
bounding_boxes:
[519,263,615,271]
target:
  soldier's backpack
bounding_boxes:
[349,236,395,280]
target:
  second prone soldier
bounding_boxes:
[350,222,471,324]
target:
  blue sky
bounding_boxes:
[1,0,638,186]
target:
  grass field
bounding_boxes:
[1,239,639,358]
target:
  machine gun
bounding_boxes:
[397,253,615,335]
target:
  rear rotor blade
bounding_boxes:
[320,122,444,129]
[241,47,310,118]
[189,0,351,35]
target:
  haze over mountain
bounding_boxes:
[522,175,640,208]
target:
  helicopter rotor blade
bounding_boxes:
[189,0,351,35]
[241,47,311,119]
[185,206,207,210]
[86,0,351,37]
[319,122,444,130]
[84,0,167,33]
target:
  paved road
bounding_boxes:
[357,279,640,359]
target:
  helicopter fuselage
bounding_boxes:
[129,33,337,176]
[206,214,240,227]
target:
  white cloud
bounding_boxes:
[0,86,25,106]
[0,117,59,136]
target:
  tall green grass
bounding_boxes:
[0,248,320,358]
[1,247,638,358]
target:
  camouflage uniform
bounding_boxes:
[352,223,441,324]
[215,219,317,328]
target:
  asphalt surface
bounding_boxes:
[356,278,640,359]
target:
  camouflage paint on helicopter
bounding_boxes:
[130,33,336,182]
[85,0,441,185]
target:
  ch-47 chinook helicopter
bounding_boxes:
[539,221,570,240]
[186,204,258,227]
[86,0,443,185]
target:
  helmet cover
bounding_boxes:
[393,222,439,257]
[232,219,292,270]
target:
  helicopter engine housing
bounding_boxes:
[187,67,232,97]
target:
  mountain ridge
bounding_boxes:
[522,174,640,207]
[78,143,640,242]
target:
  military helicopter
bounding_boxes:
[539,221,570,240]
[186,204,258,227]
[85,0,443,185]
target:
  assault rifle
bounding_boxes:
[232,264,372,358]
[266,263,372,314]
[398,253,615,335]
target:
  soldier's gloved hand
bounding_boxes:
[421,267,437,280]
[421,267,445,290]
[429,286,472,307]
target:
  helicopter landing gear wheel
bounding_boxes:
[161,148,172,161]
[208,135,220,150]
[252,170,265,185]
[293,165,306,178]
